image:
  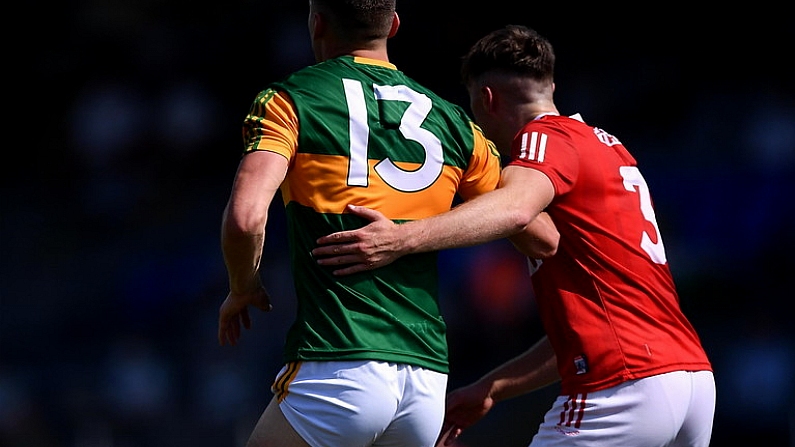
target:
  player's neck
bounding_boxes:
[532,111,560,120]
[527,101,559,121]
[511,103,557,125]
[319,41,390,63]
[347,48,390,62]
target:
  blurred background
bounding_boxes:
[4,1,794,446]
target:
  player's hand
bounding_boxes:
[312,204,403,275]
[436,381,495,446]
[434,424,463,447]
[218,286,272,346]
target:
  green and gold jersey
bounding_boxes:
[242,56,501,373]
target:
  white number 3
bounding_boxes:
[619,166,667,264]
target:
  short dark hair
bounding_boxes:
[313,0,396,41]
[461,25,555,84]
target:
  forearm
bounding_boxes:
[222,211,266,294]
[221,151,287,292]
[508,211,559,259]
[397,166,554,256]
[312,166,555,274]
[478,336,560,403]
[398,186,534,254]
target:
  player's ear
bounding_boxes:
[388,12,400,38]
[482,85,496,112]
[310,11,325,38]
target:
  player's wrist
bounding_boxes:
[393,221,418,255]
[229,272,263,295]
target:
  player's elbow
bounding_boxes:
[222,210,267,240]
[508,207,538,235]
[507,211,559,259]
[534,233,559,259]
[509,229,558,259]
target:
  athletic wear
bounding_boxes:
[273,360,448,447]
[530,370,716,447]
[242,55,501,373]
[509,114,712,394]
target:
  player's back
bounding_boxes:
[269,55,501,372]
[511,114,711,393]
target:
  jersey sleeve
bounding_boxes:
[508,120,579,197]
[242,89,299,160]
[456,121,502,201]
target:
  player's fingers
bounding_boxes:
[315,230,357,245]
[218,313,231,346]
[254,300,273,312]
[241,307,251,329]
[235,317,242,341]
[311,245,338,257]
[225,328,236,346]
[345,204,386,222]
[218,324,226,346]
[310,245,331,257]
[435,424,459,447]
[220,325,233,346]
[434,425,451,447]
[312,240,366,258]
[332,262,373,276]
[316,252,365,266]
[226,318,239,346]
[445,427,462,446]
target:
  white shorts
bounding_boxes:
[272,360,448,447]
[530,370,715,447]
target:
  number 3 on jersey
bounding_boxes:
[620,166,667,264]
[343,78,444,192]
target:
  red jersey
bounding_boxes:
[509,114,712,394]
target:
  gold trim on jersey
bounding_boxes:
[352,56,397,70]
[245,90,299,159]
[281,153,466,220]
[247,84,500,221]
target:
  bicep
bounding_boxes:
[225,151,289,231]
[499,165,555,213]
[500,166,558,258]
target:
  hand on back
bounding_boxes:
[312,204,404,275]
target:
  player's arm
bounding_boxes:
[439,336,559,446]
[468,335,559,402]
[222,151,288,295]
[312,165,555,274]
[219,151,288,345]
[219,90,296,346]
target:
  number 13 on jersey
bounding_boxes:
[343,78,444,192]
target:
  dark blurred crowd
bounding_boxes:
[3,1,794,446]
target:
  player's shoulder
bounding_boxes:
[521,113,576,134]
[532,113,586,126]
[528,113,600,137]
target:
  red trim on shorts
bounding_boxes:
[559,393,588,428]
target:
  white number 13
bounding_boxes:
[343,79,443,192]
[619,166,667,264]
